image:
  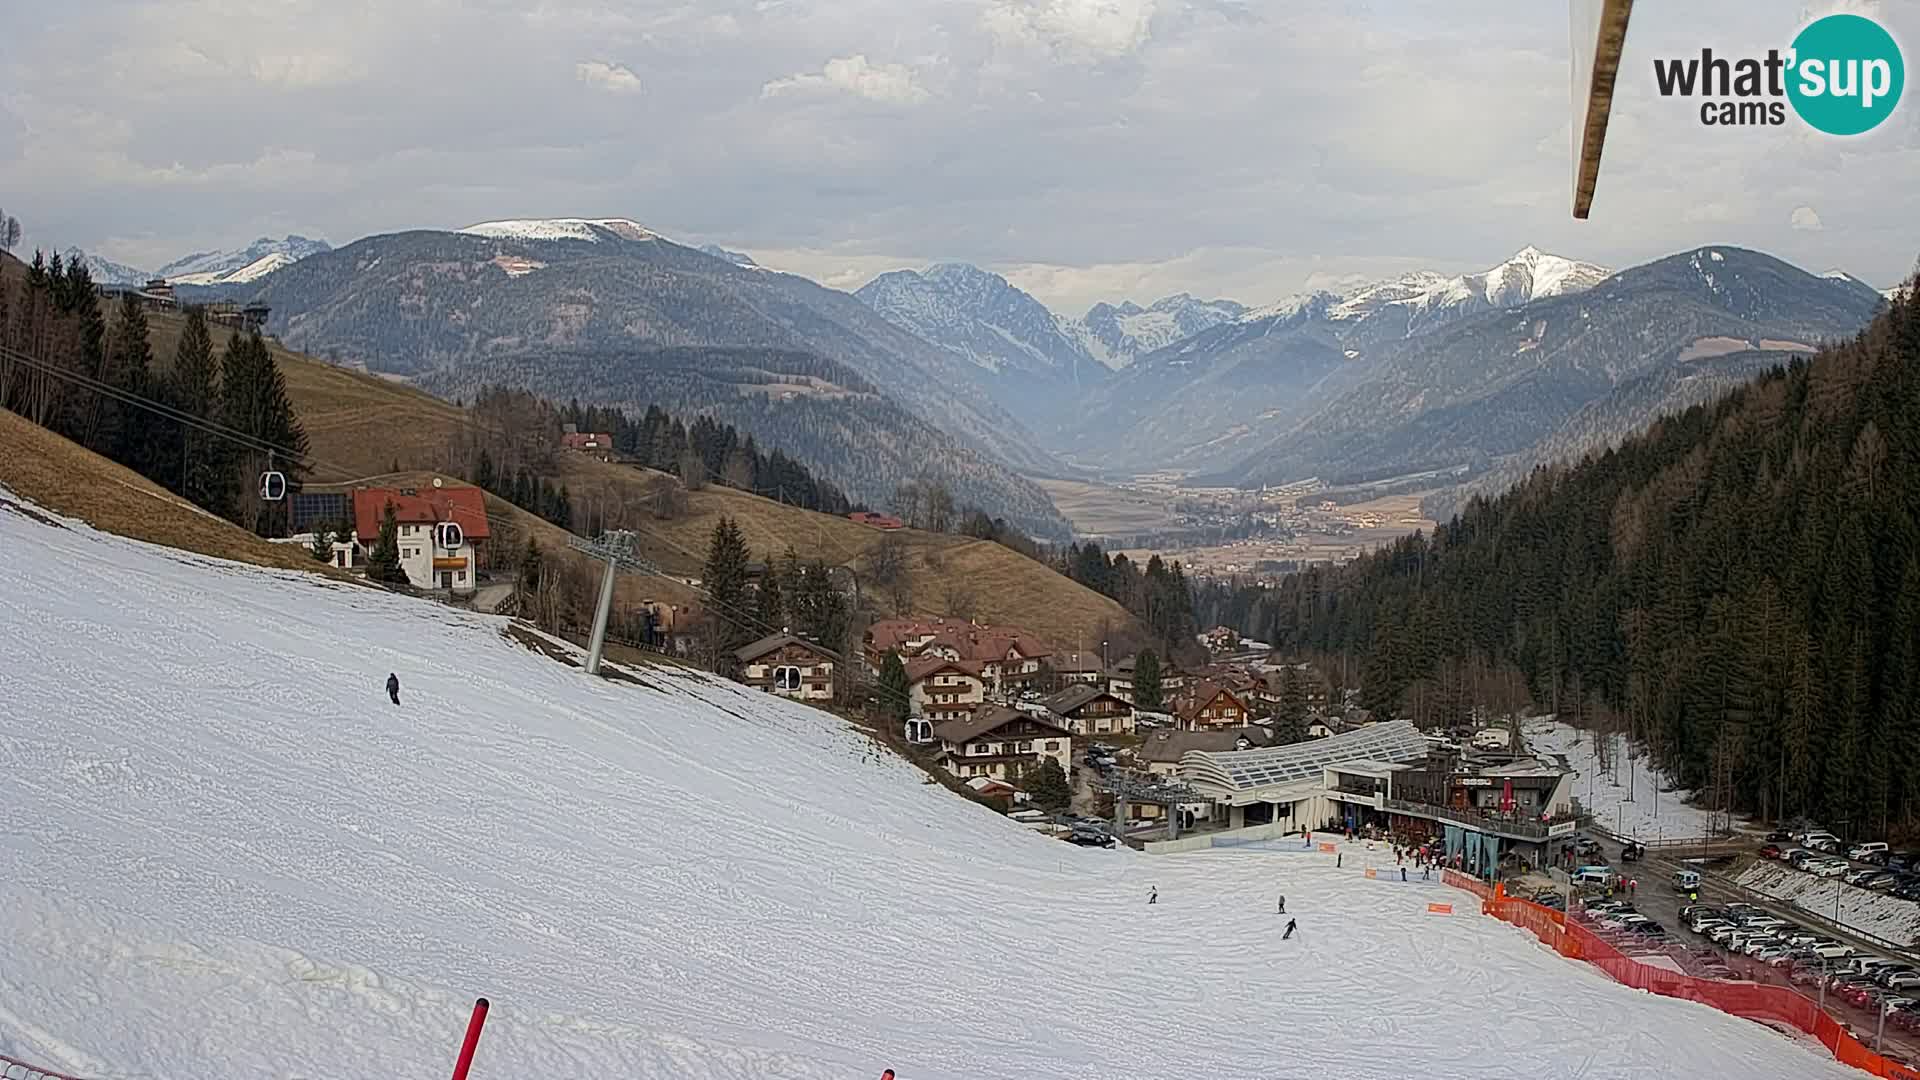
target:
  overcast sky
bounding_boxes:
[3,0,1916,312]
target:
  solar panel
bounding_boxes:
[1181,720,1430,792]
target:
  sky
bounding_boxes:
[1,0,1916,313]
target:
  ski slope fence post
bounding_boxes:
[451,997,491,1080]
[1437,875,1920,1080]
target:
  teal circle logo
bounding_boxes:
[1787,14,1904,135]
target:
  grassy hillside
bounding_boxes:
[143,308,1141,647]
[0,407,355,578]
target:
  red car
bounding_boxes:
[1759,844,1783,859]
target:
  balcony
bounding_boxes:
[1380,797,1578,841]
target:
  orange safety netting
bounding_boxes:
[1442,879,1920,1080]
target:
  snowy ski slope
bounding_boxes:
[0,490,1859,1079]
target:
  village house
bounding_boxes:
[866,617,1052,697]
[932,705,1072,784]
[350,484,490,594]
[1132,727,1271,824]
[847,511,904,530]
[1050,651,1106,687]
[734,633,836,702]
[1174,680,1252,732]
[1041,684,1136,737]
[559,425,615,459]
[906,657,989,723]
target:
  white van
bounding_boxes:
[1672,869,1702,893]
[1575,866,1616,888]
[1471,728,1511,750]
[1849,841,1890,861]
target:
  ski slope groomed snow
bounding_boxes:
[1526,719,1744,841]
[0,492,1858,1080]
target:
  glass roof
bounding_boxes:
[1181,720,1430,792]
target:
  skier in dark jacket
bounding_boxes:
[1283,918,1297,941]
[387,673,400,705]
[1277,895,1287,914]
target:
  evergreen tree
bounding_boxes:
[101,291,159,477]
[703,516,753,667]
[516,536,545,600]
[365,503,409,585]
[756,551,786,629]
[878,650,911,724]
[1277,665,1308,744]
[1024,756,1071,811]
[1133,649,1163,710]
[309,524,334,562]
[218,330,309,534]
[166,306,231,516]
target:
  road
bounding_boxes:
[1579,831,1920,1068]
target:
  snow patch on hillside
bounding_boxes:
[0,494,1860,1080]
[1526,719,1740,841]
[1738,863,1920,947]
[459,218,659,242]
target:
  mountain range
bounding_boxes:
[70,235,331,287]
[241,220,1075,539]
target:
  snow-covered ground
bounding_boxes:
[0,494,1857,1079]
[1738,863,1920,948]
[1526,719,1744,841]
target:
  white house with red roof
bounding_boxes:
[350,484,491,594]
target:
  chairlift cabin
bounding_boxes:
[435,521,465,551]
[258,470,287,501]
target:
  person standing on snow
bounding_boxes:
[1147,886,1157,905]
[387,672,400,705]
[1277,894,1287,914]
[1282,918,1297,941]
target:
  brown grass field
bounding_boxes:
[0,407,359,578]
[1035,477,1174,537]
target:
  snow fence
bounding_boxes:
[1442,871,1920,1080]
[2,1054,91,1080]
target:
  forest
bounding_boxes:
[0,249,307,535]
[1200,275,1920,836]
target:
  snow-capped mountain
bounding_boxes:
[855,262,1105,430]
[457,218,657,243]
[66,249,149,287]
[1066,293,1246,369]
[156,235,331,286]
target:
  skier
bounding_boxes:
[881,1072,895,1080]
[1336,852,1343,868]
[1282,918,1297,941]
[386,672,400,705]
[1148,886,1158,905]
[1277,894,1287,914]
[1401,866,1408,883]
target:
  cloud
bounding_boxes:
[575,60,644,94]
[1791,205,1824,230]
[761,55,932,105]
[982,0,1157,60]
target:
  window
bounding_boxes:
[971,743,989,756]
[1045,740,1060,751]
[1018,741,1033,753]
[773,666,802,691]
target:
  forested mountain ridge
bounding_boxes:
[1209,270,1920,832]
[416,345,1074,540]
[242,226,1064,478]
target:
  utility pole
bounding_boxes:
[568,529,661,677]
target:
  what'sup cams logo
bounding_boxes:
[1654,13,1904,134]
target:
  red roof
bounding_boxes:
[351,486,491,544]
[849,511,904,529]
[904,655,986,683]
[561,432,613,450]
[866,617,1052,664]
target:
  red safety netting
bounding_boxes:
[1444,878,1920,1080]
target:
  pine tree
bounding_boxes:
[1133,649,1163,710]
[878,650,910,724]
[1277,665,1308,744]
[703,516,753,668]
[166,306,231,514]
[101,292,158,478]
[218,330,309,534]
[1024,756,1071,811]
[309,524,334,562]
[756,551,786,629]
[516,536,544,602]
[366,503,409,585]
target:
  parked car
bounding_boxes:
[1066,823,1115,848]
[1759,844,1783,860]
[1575,837,1604,857]
[1809,940,1856,960]
[1845,867,1881,886]
[1765,829,1794,843]
[1849,841,1891,861]
[1758,946,1795,966]
[1816,860,1851,878]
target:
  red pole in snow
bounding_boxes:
[451,997,490,1080]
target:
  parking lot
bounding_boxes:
[1556,832,1920,1068]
